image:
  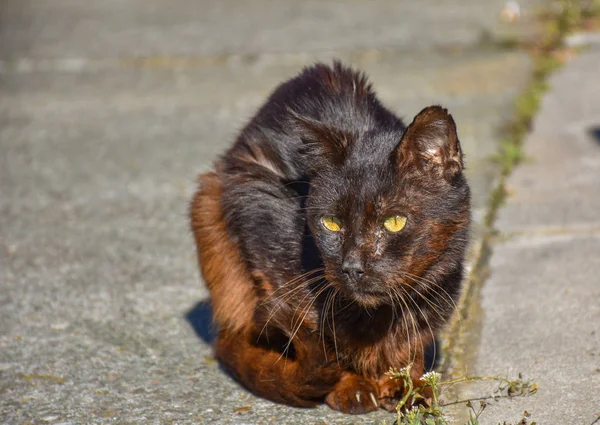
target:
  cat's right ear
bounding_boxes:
[288,109,352,166]
[395,105,463,181]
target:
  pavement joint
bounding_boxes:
[0,45,520,74]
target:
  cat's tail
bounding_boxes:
[189,171,340,407]
[216,329,340,407]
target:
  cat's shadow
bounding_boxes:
[589,126,600,146]
[184,300,440,371]
[185,299,216,345]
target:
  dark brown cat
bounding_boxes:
[190,62,470,414]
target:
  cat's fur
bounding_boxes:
[190,62,470,414]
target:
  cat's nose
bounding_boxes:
[341,257,365,282]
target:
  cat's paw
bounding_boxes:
[325,373,379,414]
[377,375,404,412]
[377,375,433,412]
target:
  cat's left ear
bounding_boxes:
[396,106,463,181]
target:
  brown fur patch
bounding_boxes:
[189,171,256,333]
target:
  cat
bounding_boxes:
[190,61,470,414]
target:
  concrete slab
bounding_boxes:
[497,50,600,234]
[0,0,543,59]
[468,49,600,424]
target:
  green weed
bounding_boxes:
[385,367,537,425]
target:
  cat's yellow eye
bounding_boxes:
[321,216,342,232]
[383,215,407,233]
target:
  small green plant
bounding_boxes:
[386,367,538,425]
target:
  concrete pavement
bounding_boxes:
[0,1,554,424]
[461,48,600,424]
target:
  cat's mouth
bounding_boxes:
[322,264,393,308]
[329,273,389,308]
[348,290,386,309]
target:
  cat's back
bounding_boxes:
[221,62,402,180]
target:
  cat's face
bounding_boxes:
[304,106,470,308]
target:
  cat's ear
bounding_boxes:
[396,106,463,181]
[288,109,352,166]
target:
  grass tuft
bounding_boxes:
[385,367,537,425]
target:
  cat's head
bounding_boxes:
[300,106,470,309]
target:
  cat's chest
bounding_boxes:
[323,308,422,376]
[338,329,414,377]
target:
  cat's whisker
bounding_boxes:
[323,287,342,357]
[260,275,323,324]
[394,289,421,367]
[402,271,460,314]
[279,280,331,362]
[386,287,402,341]
[414,279,457,314]
[398,284,437,369]
[265,273,326,309]
[320,285,338,354]
[329,287,341,365]
[403,274,451,306]
[400,275,449,323]
[258,274,326,341]
[384,286,398,334]
[391,285,417,366]
[285,279,327,330]
[264,276,326,317]
[401,271,464,334]
[277,276,326,335]
[258,268,325,307]
[394,292,409,343]
[258,278,319,318]
[399,286,424,367]
[319,286,336,358]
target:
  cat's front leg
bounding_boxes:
[325,372,380,414]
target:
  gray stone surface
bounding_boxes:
[0,1,544,424]
[0,0,541,59]
[469,49,600,424]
